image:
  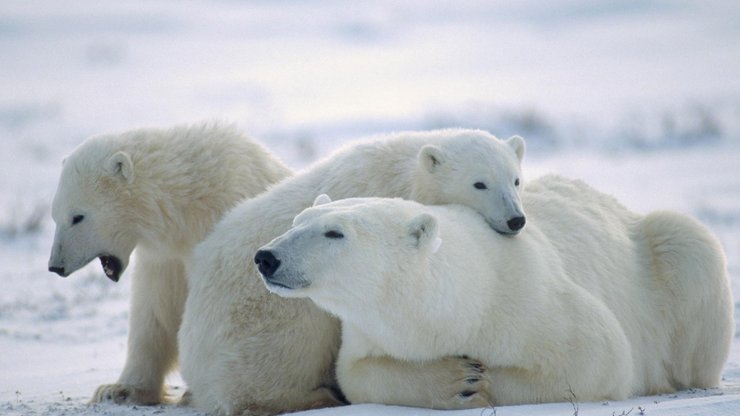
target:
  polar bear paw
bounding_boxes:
[91,383,161,405]
[446,356,492,409]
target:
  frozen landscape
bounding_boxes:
[1,0,740,415]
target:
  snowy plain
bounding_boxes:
[1,1,740,415]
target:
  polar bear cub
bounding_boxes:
[48,122,292,405]
[256,188,733,409]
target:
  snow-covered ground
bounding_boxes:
[1,1,739,415]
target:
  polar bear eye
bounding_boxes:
[473,182,488,190]
[324,230,344,239]
[72,215,85,225]
[515,178,520,187]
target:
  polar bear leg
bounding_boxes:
[337,325,491,409]
[92,255,188,404]
[340,355,492,409]
[484,297,633,405]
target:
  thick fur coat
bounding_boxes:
[178,129,526,414]
[259,181,733,408]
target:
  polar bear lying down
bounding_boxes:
[179,129,526,414]
[257,177,733,409]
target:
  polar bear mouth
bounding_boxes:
[265,276,310,291]
[99,255,123,282]
[262,274,311,295]
[267,280,294,290]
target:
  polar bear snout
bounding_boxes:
[255,250,281,278]
[255,249,311,294]
[48,240,70,277]
[48,265,66,276]
[506,216,526,233]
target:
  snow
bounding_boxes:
[1,0,739,415]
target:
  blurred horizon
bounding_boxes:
[1,0,739,213]
[2,0,739,155]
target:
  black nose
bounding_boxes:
[254,250,281,278]
[507,216,526,232]
[49,266,65,276]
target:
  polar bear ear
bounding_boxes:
[419,145,445,173]
[506,135,526,162]
[105,151,134,184]
[407,213,440,251]
[313,194,332,207]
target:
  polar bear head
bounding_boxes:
[412,131,525,235]
[255,195,441,313]
[48,135,139,282]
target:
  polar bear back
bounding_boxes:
[522,175,732,393]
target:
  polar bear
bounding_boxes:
[47,122,292,405]
[256,180,733,409]
[178,129,526,415]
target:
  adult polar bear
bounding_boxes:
[47,123,292,404]
[257,183,733,408]
[179,129,526,415]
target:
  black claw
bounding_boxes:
[459,390,477,398]
[467,362,484,373]
[465,377,480,384]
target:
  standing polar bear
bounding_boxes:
[178,129,526,415]
[47,122,292,405]
[257,183,733,409]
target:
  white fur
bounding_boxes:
[48,122,291,404]
[178,129,526,415]
[259,176,734,409]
